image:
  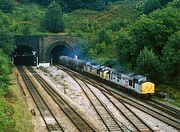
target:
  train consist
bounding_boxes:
[59,56,155,96]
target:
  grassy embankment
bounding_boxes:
[155,85,180,107]
[6,70,34,132]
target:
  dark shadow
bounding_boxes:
[50,45,74,64]
[14,45,36,66]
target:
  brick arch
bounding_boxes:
[45,40,74,62]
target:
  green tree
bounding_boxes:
[130,15,167,55]
[81,19,90,32]
[130,6,180,56]
[159,0,172,6]
[143,0,161,14]
[43,1,64,33]
[116,31,135,65]
[98,28,113,44]
[162,31,180,83]
[0,29,15,56]
[104,30,113,44]
[0,0,15,13]
[94,42,106,54]
[149,7,180,34]
[30,0,51,6]
[109,20,126,32]
[22,24,31,35]
[136,0,145,11]
[136,47,161,83]
[0,11,11,30]
[169,0,180,8]
[93,0,106,11]
[98,28,107,43]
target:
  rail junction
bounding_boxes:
[16,65,180,132]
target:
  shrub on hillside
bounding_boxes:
[0,29,15,56]
[0,0,15,13]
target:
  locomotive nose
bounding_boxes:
[141,82,155,94]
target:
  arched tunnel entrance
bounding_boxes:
[14,45,36,66]
[50,45,74,64]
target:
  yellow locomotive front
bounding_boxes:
[141,82,155,94]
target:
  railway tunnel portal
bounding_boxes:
[14,35,82,66]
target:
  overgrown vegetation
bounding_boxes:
[0,38,15,130]
[0,26,33,131]
[136,0,173,14]
[0,2,30,128]
[24,0,120,12]
[0,0,15,13]
[7,73,34,132]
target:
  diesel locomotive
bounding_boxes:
[59,56,155,96]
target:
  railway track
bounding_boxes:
[88,78,180,130]
[57,65,154,132]
[27,67,95,132]
[98,83,180,130]
[69,73,125,132]
[87,82,153,132]
[56,65,180,131]
[17,66,63,132]
[147,99,180,119]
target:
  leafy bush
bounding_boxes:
[109,20,126,32]
[143,0,161,14]
[137,0,173,14]
[169,0,180,8]
[0,0,15,13]
[0,98,15,130]
[0,29,15,56]
[0,50,15,131]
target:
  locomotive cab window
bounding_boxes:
[129,80,133,86]
[135,79,138,83]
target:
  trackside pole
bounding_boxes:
[36,57,38,67]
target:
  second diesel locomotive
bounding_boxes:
[59,56,155,96]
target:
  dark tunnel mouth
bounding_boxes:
[14,45,36,66]
[50,45,74,64]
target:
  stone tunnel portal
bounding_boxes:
[50,44,74,65]
[14,45,36,66]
